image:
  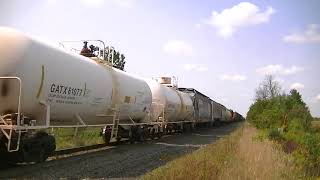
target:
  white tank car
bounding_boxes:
[177,91,194,121]
[145,80,194,122]
[0,27,152,126]
[226,109,233,122]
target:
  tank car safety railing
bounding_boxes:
[0,77,52,152]
[155,102,165,123]
[59,40,106,62]
[0,77,22,152]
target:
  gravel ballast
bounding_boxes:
[0,123,241,179]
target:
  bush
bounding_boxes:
[247,89,320,177]
[301,133,320,167]
[247,90,312,131]
[268,128,282,140]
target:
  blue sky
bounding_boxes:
[1,0,320,116]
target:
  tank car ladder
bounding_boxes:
[0,116,22,152]
[0,77,51,153]
[110,107,120,141]
[0,77,23,152]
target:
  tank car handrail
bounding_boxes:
[150,102,165,122]
[0,77,55,152]
[59,40,106,61]
[0,76,22,126]
[0,76,22,152]
[127,113,136,125]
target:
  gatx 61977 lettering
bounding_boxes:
[50,83,83,96]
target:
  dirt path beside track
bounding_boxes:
[0,122,242,179]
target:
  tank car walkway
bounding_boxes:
[0,122,242,179]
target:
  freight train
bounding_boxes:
[0,27,244,164]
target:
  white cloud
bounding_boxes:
[195,23,202,29]
[183,64,208,72]
[204,2,275,38]
[220,74,247,81]
[316,94,320,102]
[80,0,104,7]
[112,0,134,8]
[80,0,133,8]
[283,24,320,44]
[256,64,304,76]
[164,40,193,56]
[290,83,304,90]
[275,77,285,84]
[46,0,57,5]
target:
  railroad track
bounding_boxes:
[1,129,215,170]
[49,133,179,159]
[0,142,122,170]
[0,123,242,178]
[50,139,132,159]
[50,133,176,159]
[52,143,108,156]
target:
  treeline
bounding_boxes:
[247,75,320,177]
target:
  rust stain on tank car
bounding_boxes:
[36,65,45,98]
[1,80,9,97]
[124,96,131,103]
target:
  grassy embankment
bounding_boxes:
[312,120,320,130]
[143,123,299,180]
[48,127,104,150]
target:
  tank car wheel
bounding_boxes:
[137,126,147,142]
[36,148,48,163]
[103,133,111,145]
[0,138,12,167]
[116,136,122,143]
[182,123,190,133]
[149,128,155,140]
[20,132,55,163]
[129,126,139,144]
[156,131,163,139]
[129,137,135,144]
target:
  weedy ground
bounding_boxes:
[143,123,300,180]
[48,127,104,150]
[312,120,320,131]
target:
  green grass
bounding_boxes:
[48,127,104,150]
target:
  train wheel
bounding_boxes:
[0,138,11,167]
[151,128,157,140]
[136,126,145,142]
[116,136,122,143]
[182,123,190,133]
[20,132,55,163]
[36,148,47,163]
[103,132,111,144]
[143,127,150,141]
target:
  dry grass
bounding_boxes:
[221,125,298,180]
[143,123,298,180]
[312,120,320,130]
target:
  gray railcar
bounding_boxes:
[178,88,212,123]
[212,101,224,121]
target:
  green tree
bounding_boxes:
[255,75,281,101]
[104,47,126,71]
